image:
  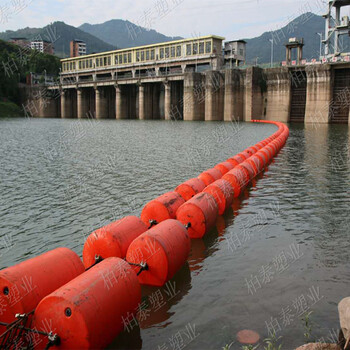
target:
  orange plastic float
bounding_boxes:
[0,248,84,329]
[140,191,185,226]
[32,258,141,350]
[226,157,240,167]
[176,192,218,238]
[214,161,234,176]
[203,179,234,215]
[198,168,222,186]
[240,161,256,180]
[126,219,191,286]
[82,216,148,269]
[175,178,206,201]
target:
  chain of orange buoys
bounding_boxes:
[0,120,289,349]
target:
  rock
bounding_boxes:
[236,329,260,344]
[295,344,340,350]
[339,297,350,344]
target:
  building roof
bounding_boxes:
[225,40,247,44]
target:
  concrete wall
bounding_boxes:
[205,71,225,121]
[33,64,350,124]
[264,67,291,123]
[244,67,265,122]
[304,64,332,124]
[183,72,205,121]
[224,69,244,121]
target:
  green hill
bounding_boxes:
[79,19,183,49]
[0,21,115,58]
[244,12,350,64]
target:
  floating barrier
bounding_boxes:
[198,168,222,186]
[214,161,235,176]
[82,216,148,269]
[175,178,206,201]
[0,248,84,329]
[140,191,185,227]
[0,120,290,349]
[176,192,218,239]
[32,258,141,349]
[126,219,191,287]
[202,179,234,215]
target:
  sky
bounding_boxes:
[0,0,335,40]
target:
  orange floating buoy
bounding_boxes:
[0,248,84,328]
[240,161,256,180]
[237,151,250,160]
[175,178,206,201]
[82,216,148,269]
[32,258,141,350]
[126,219,191,286]
[235,165,251,185]
[198,168,222,186]
[214,161,234,176]
[140,191,185,227]
[222,171,243,198]
[248,154,265,173]
[237,329,260,344]
[176,192,218,239]
[203,179,234,215]
[232,154,246,164]
[226,157,240,167]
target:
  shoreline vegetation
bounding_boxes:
[0,39,60,117]
[0,101,23,118]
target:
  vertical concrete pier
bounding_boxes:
[95,87,108,119]
[164,82,171,120]
[305,65,332,124]
[224,69,244,121]
[183,72,205,121]
[264,67,291,123]
[205,71,225,121]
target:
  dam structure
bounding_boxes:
[33,35,350,124]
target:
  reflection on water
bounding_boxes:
[0,119,349,349]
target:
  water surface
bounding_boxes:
[0,118,349,349]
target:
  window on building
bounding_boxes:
[151,49,155,60]
[103,57,107,66]
[146,50,150,60]
[171,46,175,58]
[193,43,198,55]
[100,58,103,66]
[240,49,244,56]
[199,42,204,54]
[89,59,92,68]
[176,45,181,57]
[128,53,132,63]
[136,51,140,62]
[141,51,145,61]
[108,57,111,65]
[160,48,164,59]
[205,41,212,53]
[165,47,169,58]
[186,44,191,55]
[79,61,82,69]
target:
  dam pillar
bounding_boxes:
[77,88,89,119]
[95,87,108,119]
[244,67,264,121]
[304,65,332,124]
[205,71,224,121]
[138,84,145,120]
[183,72,205,121]
[115,85,122,119]
[60,89,76,118]
[264,67,291,123]
[164,82,171,120]
[224,69,244,121]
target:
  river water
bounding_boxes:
[0,118,349,350]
